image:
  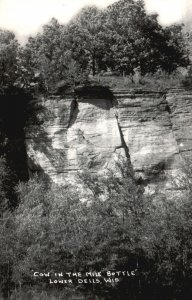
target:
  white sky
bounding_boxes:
[0,0,190,42]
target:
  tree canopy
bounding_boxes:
[0,0,189,94]
[0,30,19,92]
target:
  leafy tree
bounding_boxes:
[0,1,190,94]
[62,0,189,77]
[67,6,109,76]
[104,0,189,75]
[160,24,189,72]
[21,18,87,94]
[0,29,19,92]
[184,29,192,61]
[0,28,39,93]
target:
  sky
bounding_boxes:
[0,0,191,42]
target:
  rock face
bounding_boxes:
[25,87,192,194]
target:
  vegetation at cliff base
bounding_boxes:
[1,164,192,299]
[1,0,192,299]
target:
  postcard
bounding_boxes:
[0,1,192,299]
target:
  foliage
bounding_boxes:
[0,29,40,94]
[20,18,88,94]
[0,167,145,298]
[64,0,189,77]
[0,160,191,299]
[95,70,186,91]
[67,6,110,76]
[0,156,17,299]
[103,0,189,75]
[0,30,19,92]
[0,0,192,299]
[0,156,10,215]
[0,0,190,94]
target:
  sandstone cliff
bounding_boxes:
[25,87,192,194]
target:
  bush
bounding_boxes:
[1,162,192,299]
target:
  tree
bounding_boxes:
[21,18,87,94]
[0,29,19,92]
[104,0,189,75]
[67,6,109,76]
[0,28,40,93]
[160,24,189,72]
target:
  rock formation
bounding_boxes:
[25,87,192,195]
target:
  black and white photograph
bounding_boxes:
[0,0,192,299]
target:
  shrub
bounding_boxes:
[2,162,192,299]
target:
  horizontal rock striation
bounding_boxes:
[25,87,192,194]
[26,89,127,184]
[166,89,192,160]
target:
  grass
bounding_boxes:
[94,70,192,91]
[9,286,92,300]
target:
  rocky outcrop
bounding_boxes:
[25,87,192,194]
[115,90,180,194]
[26,89,127,185]
[166,89,192,159]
